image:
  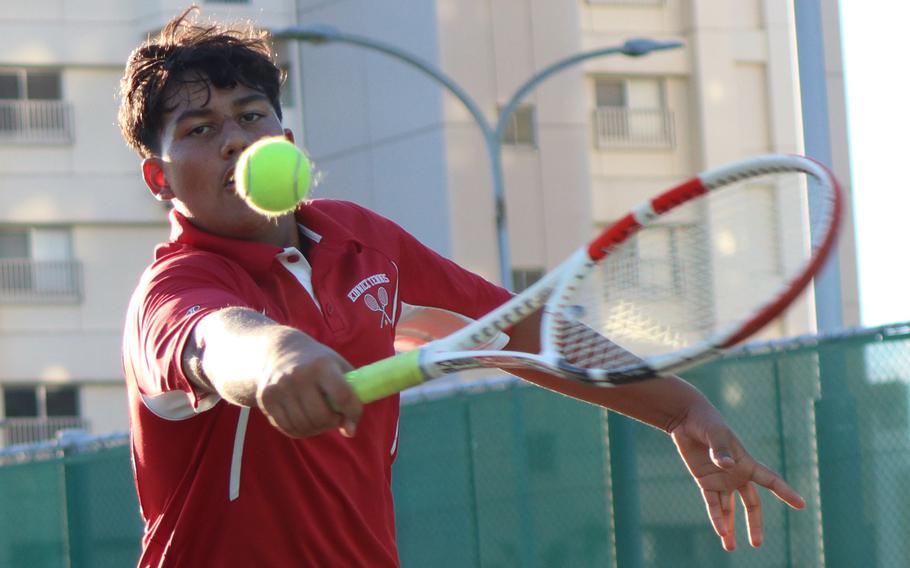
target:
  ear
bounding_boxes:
[283,129,295,144]
[142,158,174,201]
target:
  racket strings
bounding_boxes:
[552,317,645,370]
[563,222,716,361]
[555,168,837,369]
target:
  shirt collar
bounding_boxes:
[167,201,362,274]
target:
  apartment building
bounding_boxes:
[0,0,858,445]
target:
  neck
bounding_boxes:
[265,214,301,249]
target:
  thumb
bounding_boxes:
[705,425,737,469]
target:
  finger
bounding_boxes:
[739,482,764,548]
[258,382,311,437]
[274,389,329,437]
[749,462,806,510]
[701,489,727,539]
[318,374,363,438]
[261,402,299,438]
[704,425,736,470]
[295,380,343,436]
[261,378,328,438]
[721,492,736,551]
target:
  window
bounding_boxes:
[0,228,33,292]
[499,104,536,147]
[599,222,714,342]
[607,223,701,299]
[2,385,80,419]
[0,68,72,143]
[1,385,84,447]
[46,386,79,417]
[0,69,61,100]
[3,387,38,418]
[592,77,674,148]
[0,229,28,257]
[0,227,82,303]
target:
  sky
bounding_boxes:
[839,1,910,327]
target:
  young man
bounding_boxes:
[119,8,804,567]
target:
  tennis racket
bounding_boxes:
[346,154,843,403]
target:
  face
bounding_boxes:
[142,77,297,246]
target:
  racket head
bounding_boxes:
[542,154,842,384]
[363,293,380,312]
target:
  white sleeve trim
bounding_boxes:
[140,390,221,420]
[229,407,251,501]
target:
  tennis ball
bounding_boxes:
[235,136,311,215]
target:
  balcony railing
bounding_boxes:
[0,259,83,303]
[0,417,89,448]
[0,100,74,144]
[593,106,675,149]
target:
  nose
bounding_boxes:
[220,120,253,160]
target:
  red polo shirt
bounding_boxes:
[122,200,511,567]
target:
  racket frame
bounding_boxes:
[346,154,843,402]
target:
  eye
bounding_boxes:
[188,124,213,137]
[240,112,264,124]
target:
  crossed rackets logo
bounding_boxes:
[363,286,393,328]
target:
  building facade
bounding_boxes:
[0,0,858,445]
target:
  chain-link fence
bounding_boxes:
[394,323,910,568]
[2,324,910,567]
[0,433,141,567]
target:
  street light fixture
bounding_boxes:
[274,24,682,290]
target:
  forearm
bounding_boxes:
[505,310,712,432]
[186,307,315,407]
[185,306,361,438]
[511,368,710,432]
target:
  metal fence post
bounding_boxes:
[793,2,871,565]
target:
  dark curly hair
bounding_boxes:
[118,6,284,158]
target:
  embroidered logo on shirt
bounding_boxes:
[364,287,393,328]
[348,273,394,329]
[347,273,391,302]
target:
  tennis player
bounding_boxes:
[119,7,805,567]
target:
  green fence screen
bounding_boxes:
[0,439,142,567]
[2,324,909,567]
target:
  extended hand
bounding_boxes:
[256,340,361,439]
[669,401,806,551]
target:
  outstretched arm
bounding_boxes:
[183,306,362,438]
[504,310,805,550]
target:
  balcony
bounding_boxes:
[593,107,675,149]
[0,259,83,303]
[0,417,89,448]
[0,100,74,144]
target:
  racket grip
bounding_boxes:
[345,350,424,403]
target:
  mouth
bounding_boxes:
[224,168,237,192]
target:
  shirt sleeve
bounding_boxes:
[126,251,258,413]
[340,202,513,318]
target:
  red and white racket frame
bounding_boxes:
[346,154,843,400]
[431,154,841,384]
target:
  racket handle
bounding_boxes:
[345,350,425,403]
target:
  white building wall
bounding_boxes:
[295,0,453,256]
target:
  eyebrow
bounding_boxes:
[173,93,272,126]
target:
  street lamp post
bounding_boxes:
[274,25,681,291]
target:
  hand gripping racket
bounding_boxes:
[346,154,843,403]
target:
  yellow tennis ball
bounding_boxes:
[235,136,311,215]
